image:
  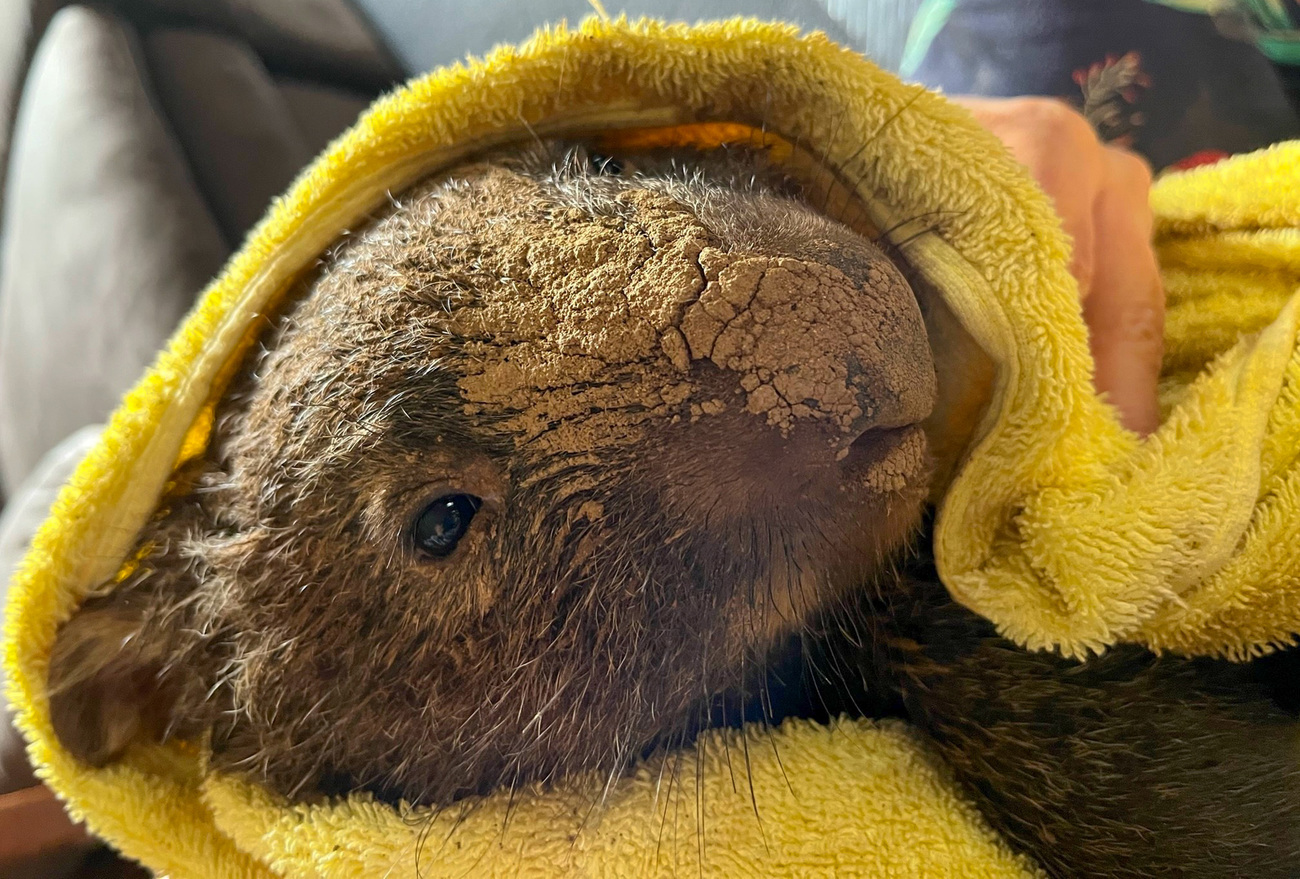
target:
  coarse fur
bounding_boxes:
[47,143,1300,877]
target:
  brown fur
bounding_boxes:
[50,144,934,804]
[47,143,1300,876]
[806,564,1300,878]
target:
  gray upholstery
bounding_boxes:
[0,2,397,492]
[0,0,398,294]
[221,0,401,86]
[0,7,231,490]
[145,29,315,243]
[111,0,403,88]
[0,0,63,266]
[275,79,372,156]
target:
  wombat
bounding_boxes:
[45,142,1300,877]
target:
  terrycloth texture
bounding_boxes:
[3,14,1299,878]
[205,719,1040,878]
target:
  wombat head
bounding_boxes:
[48,143,936,805]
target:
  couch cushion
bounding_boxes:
[123,0,402,88]
[225,0,401,86]
[146,29,315,243]
[0,2,63,299]
[275,78,372,157]
[0,6,229,490]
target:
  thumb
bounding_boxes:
[1083,148,1164,435]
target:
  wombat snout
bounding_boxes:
[623,163,938,518]
[677,249,936,435]
[648,241,936,516]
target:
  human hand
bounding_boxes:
[954,96,1164,435]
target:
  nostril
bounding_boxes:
[847,360,939,441]
[840,424,925,474]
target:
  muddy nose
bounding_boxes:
[664,244,937,451]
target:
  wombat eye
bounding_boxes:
[411,494,482,558]
[588,153,624,175]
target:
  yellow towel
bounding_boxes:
[3,15,1298,878]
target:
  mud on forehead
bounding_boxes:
[271,140,927,464]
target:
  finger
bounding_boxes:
[1044,162,1098,304]
[1008,111,1101,302]
[961,97,1102,300]
[1083,148,1164,435]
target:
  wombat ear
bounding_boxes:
[48,595,180,767]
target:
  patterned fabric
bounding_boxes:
[1226,0,1300,64]
[902,0,1300,168]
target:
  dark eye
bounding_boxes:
[589,152,624,176]
[411,494,482,558]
